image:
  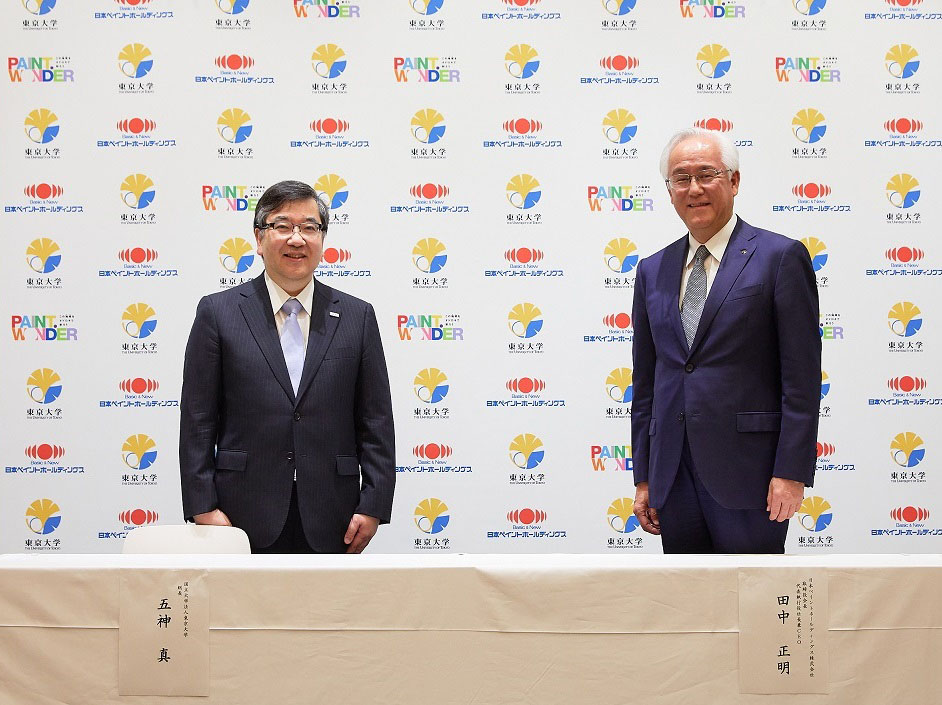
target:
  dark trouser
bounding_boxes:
[657,435,789,554]
[252,482,317,554]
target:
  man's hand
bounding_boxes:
[767,477,805,522]
[344,513,379,553]
[193,508,232,526]
[633,482,661,535]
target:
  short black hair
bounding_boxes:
[253,180,329,234]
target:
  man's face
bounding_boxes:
[255,198,324,296]
[666,136,740,243]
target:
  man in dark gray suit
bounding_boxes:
[180,180,395,553]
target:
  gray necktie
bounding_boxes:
[681,245,710,347]
[280,298,305,394]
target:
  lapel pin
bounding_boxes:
[740,249,747,255]
[329,311,340,318]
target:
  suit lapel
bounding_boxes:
[687,218,757,357]
[239,275,296,402]
[294,279,341,406]
[658,235,689,352]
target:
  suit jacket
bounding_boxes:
[630,217,820,510]
[179,275,395,552]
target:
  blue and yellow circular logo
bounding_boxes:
[508,302,543,339]
[506,173,541,210]
[410,0,444,14]
[891,431,925,468]
[607,498,640,534]
[217,108,253,143]
[602,109,637,145]
[797,496,833,532]
[314,173,348,210]
[887,301,922,337]
[606,368,633,404]
[820,370,830,399]
[27,368,62,405]
[122,302,158,339]
[414,368,449,403]
[509,433,544,470]
[411,108,446,144]
[22,0,56,16]
[505,44,540,79]
[26,498,61,535]
[216,0,249,14]
[122,433,158,470]
[24,108,59,144]
[414,497,450,534]
[412,238,447,274]
[118,43,154,79]
[793,0,826,16]
[602,0,636,16]
[312,43,347,79]
[885,43,920,79]
[219,237,255,273]
[696,44,731,79]
[604,238,639,274]
[120,173,156,210]
[792,108,826,144]
[26,237,61,274]
[800,237,828,272]
[886,173,920,209]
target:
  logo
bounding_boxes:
[600,55,639,71]
[816,441,835,458]
[412,238,447,273]
[218,237,255,272]
[322,248,351,264]
[24,108,58,143]
[694,117,733,132]
[605,238,639,273]
[603,312,632,330]
[793,0,826,14]
[217,108,252,143]
[414,368,449,403]
[414,498,449,533]
[24,183,63,200]
[312,43,347,78]
[26,443,65,460]
[885,246,924,264]
[507,508,547,526]
[792,108,826,144]
[801,237,828,271]
[27,368,62,404]
[116,117,156,135]
[885,44,919,79]
[118,509,159,527]
[696,44,731,79]
[504,247,543,264]
[503,118,541,135]
[215,54,253,70]
[509,433,544,469]
[122,433,157,470]
[410,183,449,200]
[122,303,158,339]
[506,377,545,393]
[891,431,925,467]
[118,43,153,79]
[411,108,446,144]
[885,0,923,5]
[120,174,155,210]
[888,301,922,337]
[23,0,57,15]
[410,0,444,14]
[314,173,348,209]
[120,377,159,394]
[792,183,831,199]
[606,368,633,403]
[216,0,249,14]
[891,506,929,523]
[602,109,637,144]
[508,303,543,338]
[603,0,636,15]
[506,174,541,209]
[886,173,920,209]
[888,375,926,392]
[885,118,922,135]
[797,496,833,532]
[310,118,349,135]
[26,238,61,273]
[607,498,640,533]
[26,499,61,535]
[820,370,830,399]
[413,443,452,460]
[505,44,539,79]
[118,247,157,264]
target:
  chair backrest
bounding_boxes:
[122,524,251,554]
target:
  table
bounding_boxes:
[1,554,940,703]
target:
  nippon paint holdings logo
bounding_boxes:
[217,108,252,143]
[887,375,927,396]
[121,303,157,339]
[603,109,637,144]
[25,108,58,143]
[890,506,930,526]
[792,108,826,143]
[891,431,925,467]
[507,508,547,528]
[414,498,449,534]
[599,54,640,75]
[887,301,922,337]
[414,368,449,403]
[885,44,919,79]
[27,368,62,404]
[884,246,924,266]
[509,433,544,469]
[411,108,446,144]
[219,238,255,273]
[120,377,159,396]
[412,238,447,273]
[884,117,922,137]
[886,173,920,209]
[508,303,543,338]
[122,433,157,470]
[608,498,641,533]
[506,174,541,209]
[27,238,61,273]
[797,496,833,532]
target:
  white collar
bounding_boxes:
[685,214,738,266]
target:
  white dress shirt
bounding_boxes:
[264,272,315,345]
[678,214,738,308]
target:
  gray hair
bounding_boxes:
[659,127,739,180]
[253,180,330,235]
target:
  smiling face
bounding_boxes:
[666,136,740,243]
[254,197,324,296]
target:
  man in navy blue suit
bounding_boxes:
[180,180,395,553]
[630,129,820,553]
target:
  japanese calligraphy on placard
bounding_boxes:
[738,568,829,694]
[118,570,209,696]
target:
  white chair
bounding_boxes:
[122,524,251,554]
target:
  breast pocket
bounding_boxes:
[323,346,355,360]
[729,283,764,300]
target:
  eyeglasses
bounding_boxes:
[666,168,731,190]
[258,221,325,238]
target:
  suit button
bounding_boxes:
[685,363,695,373]
[677,412,685,421]
[294,412,301,421]
[287,452,294,463]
